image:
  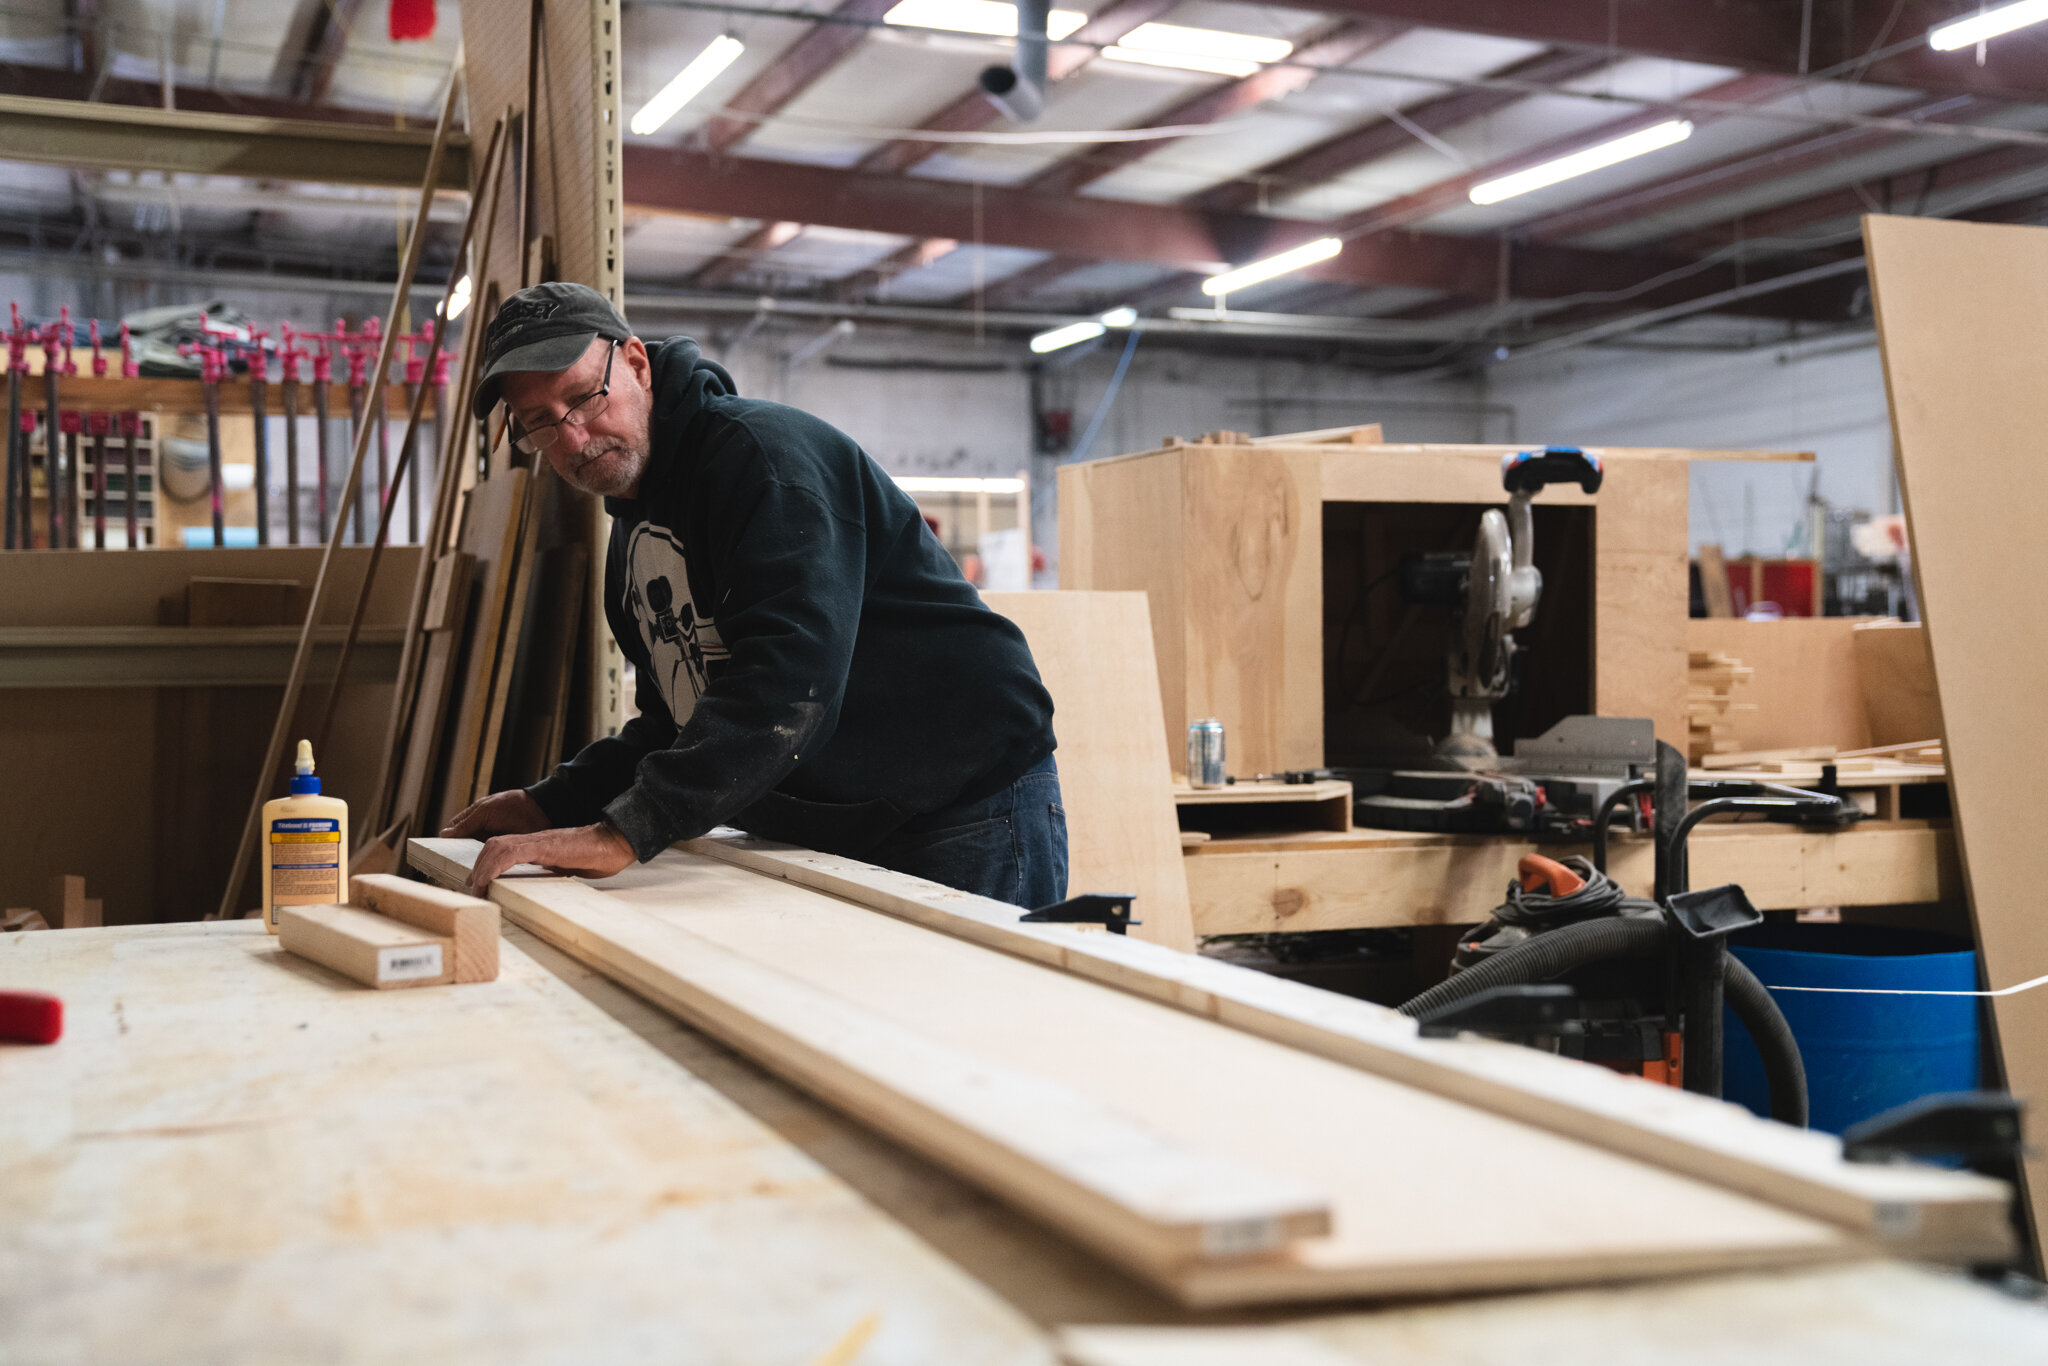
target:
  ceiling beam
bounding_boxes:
[619,142,1828,313]
[691,220,804,288]
[1194,45,1609,215]
[1028,21,1402,199]
[855,0,1177,178]
[698,0,898,155]
[273,0,369,105]
[1233,0,2048,101]
[0,92,470,191]
[1330,72,1797,237]
[0,65,442,130]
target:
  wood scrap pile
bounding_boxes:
[1687,649,1755,760]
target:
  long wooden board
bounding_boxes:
[432,468,530,830]
[1866,212,2048,1253]
[410,839,1889,1306]
[485,833,2006,1260]
[983,591,1194,951]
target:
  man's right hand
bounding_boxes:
[441,789,552,840]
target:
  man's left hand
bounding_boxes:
[467,821,636,896]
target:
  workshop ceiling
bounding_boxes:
[3,0,2048,365]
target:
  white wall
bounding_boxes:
[1484,333,1895,556]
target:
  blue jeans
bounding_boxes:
[867,755,1067,909]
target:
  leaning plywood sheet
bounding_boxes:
[983,591,1194,951]
[413,839,1862,1307]
[433,468,530,830]
[0,922,1055,1361]
[1867,212,2048,1252]
[597,833,2008,1261]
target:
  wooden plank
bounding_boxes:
[470,467,548,806]
[1866,212,2048,1252]
[1593,459,1691,750]
[432,469,530,830]
[0,920,1056,1359]
[1686,618,1878,753]
[410,839,1864,1305]
[1174,780,1352,805]
[1698,543,1737,618]
[983,592,1194,952]
[349,873,499,983]
[447,871,1333,1287]
[1181,824,1961,933]
[417,834,2006,1264]
[500,542,588,789]
[276,903,455,989]
[391,552,474,835]
[1248,423,1384,446]
[1853,620,1943,747]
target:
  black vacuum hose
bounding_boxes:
[1397,917,1809,1127]
[1723,953,1809,1128]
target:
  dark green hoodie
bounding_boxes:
[526,337,1056,860]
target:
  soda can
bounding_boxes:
[1187,718,1226,789]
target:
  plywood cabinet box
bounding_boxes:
[1059,435,1807,777]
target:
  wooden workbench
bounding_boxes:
[1184,822,1959,935]
[8,921,2046,1362]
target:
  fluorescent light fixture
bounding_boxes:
[1201,237,1341,297]
[1100,22,1291,78]
[630,35,746,136]
[1468,119,1694,206]
[1030,319,1106,353]
[1099,306,1137,327]
[883,0,1087,40]
[439,273,472,320]
[895,475,1027,494]
[1929,0,2048,49]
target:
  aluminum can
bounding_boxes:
[1187,718,1226,789]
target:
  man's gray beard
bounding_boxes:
[569,441,648,497]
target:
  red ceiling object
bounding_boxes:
[389,0,436,42]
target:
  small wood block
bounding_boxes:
[2,909,49,933]
[186,577,298,626]
[277,904,454,989]
[45,875,96,929]
[350,874,499,983]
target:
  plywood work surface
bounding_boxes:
[1867,212,2048,1253]
[411,841,1853,1305]
[0,921,1057,1364]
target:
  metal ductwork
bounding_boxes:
[979,0,1048,123]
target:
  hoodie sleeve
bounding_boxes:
[524,664,677,829]
[599,450,867,860]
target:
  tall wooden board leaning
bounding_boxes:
[1866,212,2048,1258]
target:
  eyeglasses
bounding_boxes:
[511,339,615,455]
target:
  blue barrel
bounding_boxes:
[1722,923,1980,1134]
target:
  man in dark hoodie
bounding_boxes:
[445,283,1064,907]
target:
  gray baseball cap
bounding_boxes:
[470,282,631,419]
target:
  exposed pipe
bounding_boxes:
[979,0,1047,123]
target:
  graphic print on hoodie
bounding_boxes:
[622,521,728,723]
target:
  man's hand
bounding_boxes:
[466,822,637,896]
[442,789,552,840]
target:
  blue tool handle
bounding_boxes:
[1502,445,1604,495]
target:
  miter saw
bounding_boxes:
[1352,447,1652,835]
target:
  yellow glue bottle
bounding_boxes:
[261,739,349,934]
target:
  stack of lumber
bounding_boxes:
[1687,649,1755,760]
[410,834,2013,1307]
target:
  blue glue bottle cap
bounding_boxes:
[290,738,322,795]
